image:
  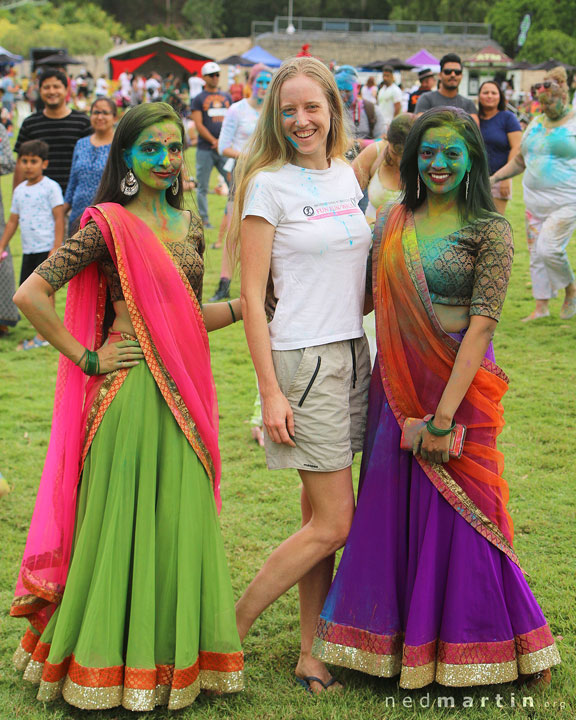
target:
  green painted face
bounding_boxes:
[123,121,183,192]
[417,127,471,196]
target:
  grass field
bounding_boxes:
[0,156,574,720]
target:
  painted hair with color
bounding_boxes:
[400,107,496,220]
[93,102,186,210]
[229,56,350,260]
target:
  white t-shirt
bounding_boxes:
[218,99,259,155]
[243,160,371,350]
[188,76,205,99]
[377,83,403,126]
[146,77,161,100]
[11,177,64,254]
[95,78,109,96]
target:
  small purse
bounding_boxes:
[400,414,467,459]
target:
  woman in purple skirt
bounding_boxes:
[313,108,561,689]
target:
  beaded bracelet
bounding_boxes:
[426,416,455,437]
[227,300,237,323]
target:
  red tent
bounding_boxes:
[105,37,213,80]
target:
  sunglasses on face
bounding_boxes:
[206,72,220,78]
[532,81,557,92]
[442,68,462,76]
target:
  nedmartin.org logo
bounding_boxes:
[380,692,566,711]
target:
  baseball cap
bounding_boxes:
[201,62,221,76]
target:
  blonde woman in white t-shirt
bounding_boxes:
[230,57,372,693]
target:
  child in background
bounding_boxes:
[0,139,64,349]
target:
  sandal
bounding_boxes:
[521,310,550,322]
[295,675,341,694]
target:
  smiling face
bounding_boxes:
[279,74,331,168]
[39,77,67,111]
[417,127,471,196]
[479,83,500,112]
[123,121,183,192]
[91,100,116,134]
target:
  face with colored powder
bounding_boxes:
[252,72,272,105]
[417,127,471,197]
[123,121,183,192]
[538,82,568,121]
[279,74,331,165]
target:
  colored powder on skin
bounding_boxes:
[287,136,299,149]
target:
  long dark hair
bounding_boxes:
[400,107,495,221]
[93,102,185,209]
[478,81,506,116]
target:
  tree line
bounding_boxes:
[3,0,576,65]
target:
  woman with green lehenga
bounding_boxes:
[10,102,244,711]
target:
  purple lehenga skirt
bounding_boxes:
[313,345,560,688]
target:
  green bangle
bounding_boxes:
[83,349,100,376]
[75,348,88,368]
[426,416,456,437]
[227,300,237,323]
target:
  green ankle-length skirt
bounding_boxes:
[14,360,243,711]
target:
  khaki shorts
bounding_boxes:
[264,336,371,472]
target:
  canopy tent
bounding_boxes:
[105,37,213,80]
[219,54,255,67]
[362,57,416,71]
[465,46,512,68]
[241,45,282,68]
[405,48,440,74]
[37,51,82,66]
[0,45,22,64]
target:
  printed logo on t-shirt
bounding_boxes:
[302,198,362,220]
[202,94,229,124]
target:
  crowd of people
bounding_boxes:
[1,48,569,712]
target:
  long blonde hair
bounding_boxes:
[229,57,349,261]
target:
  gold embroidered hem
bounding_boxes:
[312,638,401,677]
[517,643,561,675]
[313,622,560,688]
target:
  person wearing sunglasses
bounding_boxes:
[191,62,232,229]
[491,66,576,321]
[415,53,478,124]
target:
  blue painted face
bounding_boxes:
[123,121,183,192]
[252,71,272,104]
[417,127,471,196]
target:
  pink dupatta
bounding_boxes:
[11,203,220,631]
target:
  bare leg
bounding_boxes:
[295,478,347,692]
[522,298,550,321]
[236,466,354,663]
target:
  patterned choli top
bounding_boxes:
[370,206,514,322]
[35,214,205,303]
[417,214,514,321]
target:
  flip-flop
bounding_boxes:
[295,675,340,694]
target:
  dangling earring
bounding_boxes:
[171,175,179,196]
[465,171,470,200]
[417,174,421,200]
[120,169,139,196]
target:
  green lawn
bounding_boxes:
[0,161,574,719]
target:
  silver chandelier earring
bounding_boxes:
[465,171,470,200]
[120,169,139,196]
[171,175,180,195]
[417,174,421,200]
